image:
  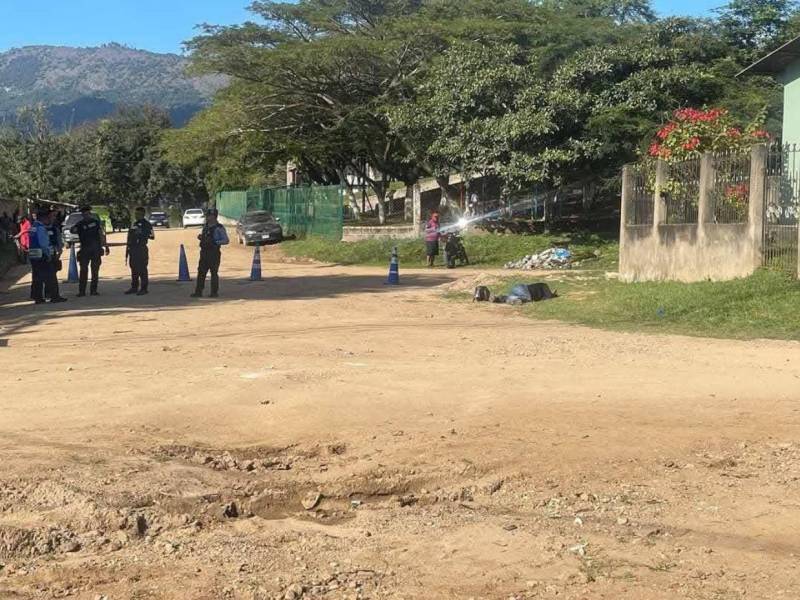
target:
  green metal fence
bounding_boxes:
[216,185,344,240]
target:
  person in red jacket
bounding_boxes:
[14,212,33,253]
[424,212,441,267]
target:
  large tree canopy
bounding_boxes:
[162,0,795,220]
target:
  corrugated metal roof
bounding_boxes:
[738,35,800,77]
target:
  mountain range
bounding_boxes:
[0,43,225,129]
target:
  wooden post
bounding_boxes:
[748,144,768,270]
[652,159,668,230]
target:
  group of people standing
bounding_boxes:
[12,205,230,305]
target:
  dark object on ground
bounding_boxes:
[528,283,558,302]
[235,211,284,246]
[473,286,491,302]
[491,295,508,304]
[508,283,558,303]
[444,232,469,268]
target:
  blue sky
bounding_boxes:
[1,0,724,55]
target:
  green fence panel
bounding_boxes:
[216,185,342,240]
[216,190,247,221]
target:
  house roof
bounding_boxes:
[738,35,800,77]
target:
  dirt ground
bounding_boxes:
[1,228,800,600]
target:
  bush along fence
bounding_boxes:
[216,185,344,240]
[619,144,785,282]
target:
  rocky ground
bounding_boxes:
[1,229,799,599]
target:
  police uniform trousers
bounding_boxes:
[78,247,102,295]
[195,246,221,295]
[129,246,149,292]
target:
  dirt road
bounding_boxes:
[1,228,800,600]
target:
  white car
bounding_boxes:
[182,208,205,228]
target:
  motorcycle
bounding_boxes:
[443,230,469,268]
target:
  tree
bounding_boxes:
[717,0,799,62]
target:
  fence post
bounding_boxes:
[620,164,632,245]
[748,144,767,270]
[698,153,714,225]
[652,159,668,229]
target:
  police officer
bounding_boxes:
[125,206,154,295]
[45,208,66,301]
[71,205,110,297]
[191,208,229,298]
[28,208,67,304]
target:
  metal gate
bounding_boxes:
[763,145,800,273]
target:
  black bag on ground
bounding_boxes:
[473,286,491,302]
[528,282,557,302]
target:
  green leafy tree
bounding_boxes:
[717,0,799,62]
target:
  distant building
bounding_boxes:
[741,35,800,146]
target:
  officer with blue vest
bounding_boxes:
[28,207,67,304]
[190,208,229,298]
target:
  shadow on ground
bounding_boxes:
[0,264,452,343]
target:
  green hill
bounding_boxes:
[0,43,225,128]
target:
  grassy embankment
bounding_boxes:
[284,232,800,341]
[282,232,619,271]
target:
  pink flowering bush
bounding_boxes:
[647,108,769,161]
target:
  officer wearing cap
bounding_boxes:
[71,205,110,297]
[125,206,154,295]
[191,208,229,298]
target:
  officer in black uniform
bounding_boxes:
[191,208,229,298]
[71,205,110,297]
[125,206,154,295]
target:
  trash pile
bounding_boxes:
[505,247,571,270]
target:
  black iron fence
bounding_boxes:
[665,158,700,224]
[764,145,800,273]
[711,151,751,224]
[627,162,654,225]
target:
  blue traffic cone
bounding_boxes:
[177,244,191,281]
[250,246,262,281]
[385,246,400,285]
[66,245,79,283]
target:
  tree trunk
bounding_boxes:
[372,180,387,225]
[404,184,414,222]
[435,175,461,212]
[582,182,597,212]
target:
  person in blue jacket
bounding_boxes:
[28,208,67,305]
[191,208,229,298]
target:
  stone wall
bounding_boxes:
[619,146,768,282]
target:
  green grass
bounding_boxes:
[282,232,619,270]
[487,270,800,341]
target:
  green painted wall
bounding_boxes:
[780,60,800,146]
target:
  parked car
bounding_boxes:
[62,212,83,247]
[235,211,284,246]
[149,211,170,228]
[182,208,205,228]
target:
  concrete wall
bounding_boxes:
[342,225,418,242]
[619,146,767,282]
